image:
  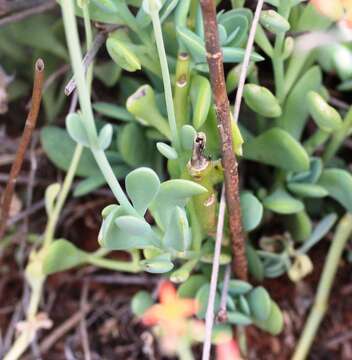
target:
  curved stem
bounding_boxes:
[87,255,141,273]
[61,0,136,214]
[149,0,180,151]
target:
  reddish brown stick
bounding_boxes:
[0,58,44,239]
[200,0,247,280]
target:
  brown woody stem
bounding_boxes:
[200,0,247,280]
[0,58,44,240]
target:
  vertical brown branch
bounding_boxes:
[200,0,247,280]
[0,58,44,239]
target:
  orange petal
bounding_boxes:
[159,281,177,304]
[311,0,344,20]
[216,339,242,360]
[177,298,199,318]
[142,304,164,326]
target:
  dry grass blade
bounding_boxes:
[0,58,44,240]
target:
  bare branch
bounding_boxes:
[200,0,247,280]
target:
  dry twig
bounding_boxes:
[200,0,247,280]
[0,59,44,240]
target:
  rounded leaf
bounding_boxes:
[115,215,152,236]
[246,109,313,152]
[260,10,290,34]
[263,188,304,214]
[66,112,90,146]
[244,84,282,118]
[131,291,154,316]
[177,275,208,298]
[247,286,271,321]
[307,91,342,132]
[106,37,141,72]
[318,169,352,212]
[287,182,328,198]
[43,239,87,275]
[180,125,197,150]
[196,284,220,319]
[126,167,160,215]
[226,280,253,296]
[156,142,178,160]
[227,311,252,325]
[254,301,284,335]
[240,191,263,232]
[98,123,113,150]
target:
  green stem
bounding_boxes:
[149,0,180,151]
[237,325,248,357]
[87,254,141,273]
[174,52,191,128]
[272,3,291,103]
[303,129,329,155]
[61,0,136,215]
[43,145,83,248]
[323,106,352,163]
[82,2,93,93]
[292,213,352,360]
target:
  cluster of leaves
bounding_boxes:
[3,0,352,353]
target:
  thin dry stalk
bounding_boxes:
[202,186,226,360]
[200,0,247,280]
[0,59,44,240]
[64,25,121,96]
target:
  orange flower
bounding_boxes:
[142,280,199,326]
[216,338,242,360]
[311,0,352,26]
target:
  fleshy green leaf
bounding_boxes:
[93,102,134,122]
[150,179,207,229]
[66,112,90,147]
[307,91,342,132]
[118,123,150,167]
[263,188,304,214]
[287,182,328,198]
[277,66,322,139]
[106,37,141,72]
[227,311,252,325]
[243,84,281,118]
[41,126,99,177]
[43,239,88,275]
[140,253,174,274]
[247,286,271,321]
[196,284,220,319]
[243,128,310,172]
[246,244,265,281]
[254,301,283,335]
[318,169,352,212]
[163,207,191,252]
[131,291,154,316]
[115,215,152,236]
[177,274,208,298]
[225,280,253,296]
[156,142,178,160]
[240,191,263,232]
[260,10,290,34]
[180,125,197,150]
[190,75,212,129]
[126,167,161,216]
[98,123,113,150]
